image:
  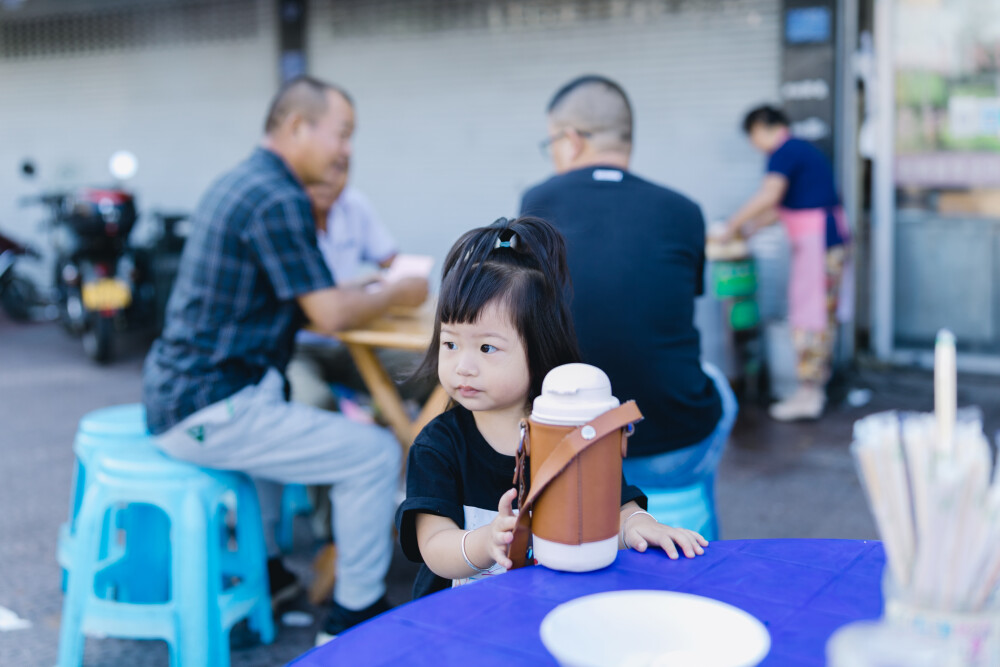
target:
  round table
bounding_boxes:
[290,539,885,666]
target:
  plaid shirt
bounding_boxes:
[143,148,334,435]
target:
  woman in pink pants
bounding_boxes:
[719,106,851,422]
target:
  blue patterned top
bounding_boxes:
[143,148,334,435]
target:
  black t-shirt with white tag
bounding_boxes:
[395,405,647,599]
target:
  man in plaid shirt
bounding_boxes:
[143,77,427,644]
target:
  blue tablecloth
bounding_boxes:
[290,539,885,666]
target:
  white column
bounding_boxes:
[872,0,896,360]
[836,0,859,365]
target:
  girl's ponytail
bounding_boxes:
[440,216,571,293]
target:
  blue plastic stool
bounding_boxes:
[644,477,719,541]
[276,483,313,553]
[58,404,166,599]
[57,444,274,667]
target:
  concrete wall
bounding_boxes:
[0,0,277,260]
[307,0,781,266]
[0,0,783,365]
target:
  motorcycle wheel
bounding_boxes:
[0,275,36,322]
[54,261,84,335]
[57,285,84,335]
[82,315,114,363]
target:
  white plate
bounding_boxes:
[540,590,771,667]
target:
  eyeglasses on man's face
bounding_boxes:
[538,128,593,158]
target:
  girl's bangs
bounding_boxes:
[438,263,522,327]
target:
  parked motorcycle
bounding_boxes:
[17,152,187,363]
[0,227,40,322]
[31,187,140,362]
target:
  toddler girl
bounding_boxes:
[396,216,707,598]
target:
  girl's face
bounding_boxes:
[438,300,531,415]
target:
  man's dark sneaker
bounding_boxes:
[228,618,261,650]
[268,558,302,610]
[315,596,392,646]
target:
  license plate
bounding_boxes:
[82,278,131,311]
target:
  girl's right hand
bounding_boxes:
[486,488,518,570]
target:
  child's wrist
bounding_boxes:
[462,527,493,573]
[474,527,497,569]
[621,510,655,549]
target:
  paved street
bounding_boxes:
[2,311,998,666]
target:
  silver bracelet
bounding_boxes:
[621,510,654,550]
[461,530,493,574]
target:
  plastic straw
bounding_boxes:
[851,330,1000,612]
[853,429,913,588]
[902,414,935,601]
[934,329,956,453]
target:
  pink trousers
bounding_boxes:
[779,207,852,384]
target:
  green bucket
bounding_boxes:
[727,298,760,331]
[710,258,757,299]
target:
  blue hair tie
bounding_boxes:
[493,234,518,250]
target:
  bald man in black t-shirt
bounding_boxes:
[521,76,737,533]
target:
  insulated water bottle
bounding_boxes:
[525,363,636,572]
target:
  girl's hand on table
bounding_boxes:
[625,513,708,559]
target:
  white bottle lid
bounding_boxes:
[531,363,620,426]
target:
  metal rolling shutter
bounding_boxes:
[308,0,781,261]
[308,0,781,374]
[0,0,277,251]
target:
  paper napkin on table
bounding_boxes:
[382,254,434,283]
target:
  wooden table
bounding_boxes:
[331,303,449,451]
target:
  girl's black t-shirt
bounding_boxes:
[395,405,647,600]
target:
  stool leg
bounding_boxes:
[276,490,295,554]
[277,483,313,553]
[207,500,234,667]
[68,457,85,531]
[119,503,171,603]
[172,489,216,667]
[236,479,275,645]
[704,475,720,541]
[60,457,86,593]
[57,484,106,667]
